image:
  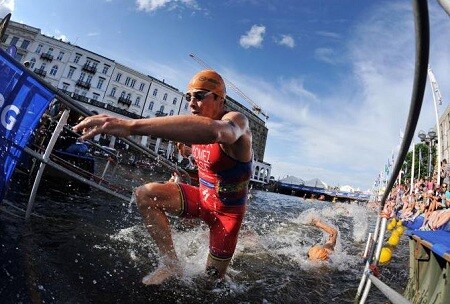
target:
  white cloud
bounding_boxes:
[314,48,337,65]
[315,31,341,39]
[239,24,266,49]
[135,0,197,12]
[0,0,14,17]
[40,28,69,43]
[222,2,450,190]
[277,34,295,48]
[46,29,69,42]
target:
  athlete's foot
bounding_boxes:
[142,265,182,285]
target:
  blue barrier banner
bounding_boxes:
[0,48,55,200]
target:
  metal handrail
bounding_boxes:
[2,52,191,182]
[0,44,193,218]
[355,0,430,303]
[50,90,191,182]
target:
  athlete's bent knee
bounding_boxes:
[135,183,159,211]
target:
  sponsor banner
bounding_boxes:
[0,48,55,200]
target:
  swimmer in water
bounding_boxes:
[308,218,337,261]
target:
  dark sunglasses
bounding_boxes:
[185,90,213,102]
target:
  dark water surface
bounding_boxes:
[1,165,409,303]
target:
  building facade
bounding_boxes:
[438,104,450,163]
[1,17,271,183]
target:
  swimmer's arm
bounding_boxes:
[313,220,338,246]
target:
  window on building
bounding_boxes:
[184,102,188,110]
[86,75,93,84]
[110,87,116,97]
[85,59,92,66]
[163,93,168,101]
[57,51,64,61]
[120,91,126,98]
[169,110,174,116]
[79,72,86,81]
[102,65,110,74]
[81,90,87,97]
[130,79,136,88]
[115,73,122,82]
[159,105,165,113]
[40,62,46,70]
[20,40,30,50]
[62,83,70,91]
[36,44,43,54]
[74,88,80,95]
[153,88,158,96]
[148,101,154,110]
[134,97,141,106]
[47,47,54,55]
[67,66,76,79]
[139,83,145,91]
[93,93,100,101]
[126,93,131,100]
[125,77,131,86]
[172,98,177,105]
[74,53,81,63]
[29,58,36,69]
[97,78,105,89]
[1,34,8,43]
[10,36,19,46]
[50,65,58,76]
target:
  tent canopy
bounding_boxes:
[304,178,328,189]
[279,175,304,185]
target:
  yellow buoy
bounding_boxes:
[386,218,397,231]
[391,228,401,236]
[379,247,392,265]
[395,226,405,236]
[387,234,400,246]
[396,220,403,227]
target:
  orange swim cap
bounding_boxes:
[187,70,226,99]
[308,245,330,261]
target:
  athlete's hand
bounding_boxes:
[73,114,131,140]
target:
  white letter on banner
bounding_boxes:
[1,105,20,130]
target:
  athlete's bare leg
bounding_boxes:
[135,182,183,285]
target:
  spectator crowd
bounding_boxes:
[382,159,450,231]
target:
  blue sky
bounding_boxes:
[1,0,450,191]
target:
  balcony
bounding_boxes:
[72,93,89,103]
[82,63,97,74]
[40,53,53,61]
[155,110,168,117]
[106,104,141,119]
[89,99,106,108]
[58,89,72,96]
[34,68,46,77]
[118,96,132,106]
[76,79,91,90]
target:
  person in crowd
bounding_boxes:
[73,70,253,285]
[177,142,197,170]
[426,209,450,230]
[383,179,450,231]
[308,218,338,261]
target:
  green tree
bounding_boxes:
[402,142,436,183]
